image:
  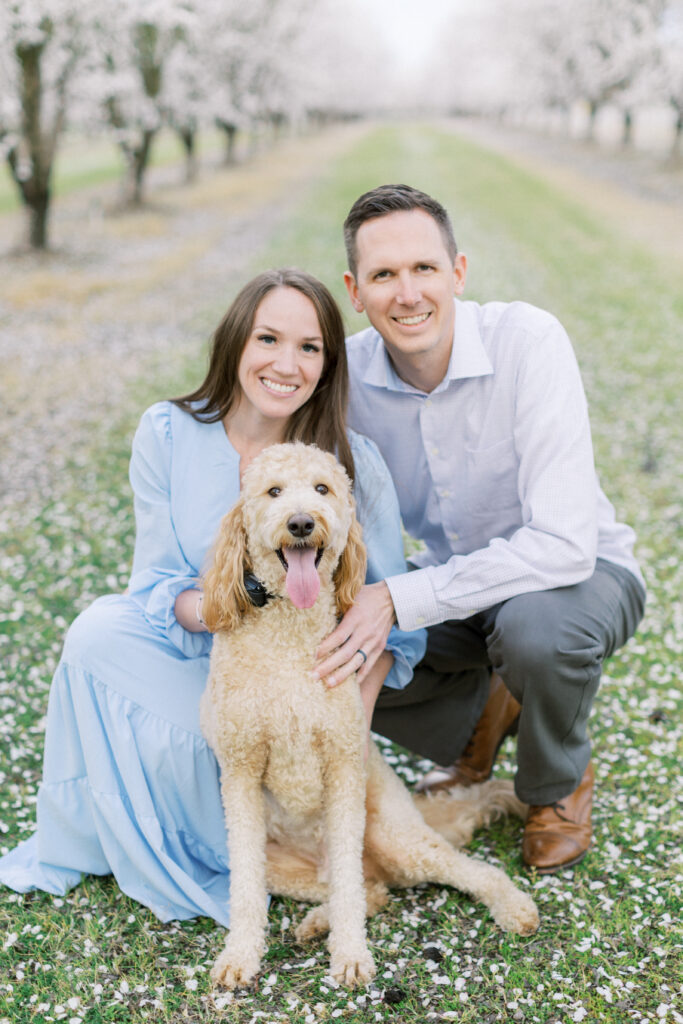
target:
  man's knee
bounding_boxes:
[487,590,605,689]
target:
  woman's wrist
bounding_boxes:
[174,587,208,632]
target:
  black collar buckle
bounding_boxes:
[244,571,275,607]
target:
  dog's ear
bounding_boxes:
[333,515,367,617]
[201,499,253,632]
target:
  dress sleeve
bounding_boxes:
[351,432,426,689]
[127,404,213,659]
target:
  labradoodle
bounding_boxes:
[199,442,539,990]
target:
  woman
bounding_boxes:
[0,269,425,925]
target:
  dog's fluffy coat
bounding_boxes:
[200,442,539,989]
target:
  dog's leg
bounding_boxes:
[323,755,376,987]
[296,879,390,942]
[365,747,539,936]
[211,766,268,990]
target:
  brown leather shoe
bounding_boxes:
[415,672,521,792]
[522,762,594,873]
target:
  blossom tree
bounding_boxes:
[158,17,206,182]
[564,0,664,142]
[425,0,673,142]
[201,0,319,158]
[0,0,88,248]
[84,0,198,205]
[656,0,683,152]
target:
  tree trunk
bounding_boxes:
[13,39,52,249]
[121,128,157,206]
[673,108,683,159]
[622,109,632,147]
[27,187,50,249]
[217,119,238,165]
[178,126,197,182]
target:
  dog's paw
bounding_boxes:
[329,947,376,988]
[490,890,540,936]
[210,946,261,990]
[295,904,330,942]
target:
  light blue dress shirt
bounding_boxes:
[347,298,644,632]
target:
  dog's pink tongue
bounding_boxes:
[283,546,320,609]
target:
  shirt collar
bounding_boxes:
[361,299,493,394]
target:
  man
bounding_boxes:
[315,184,645,874]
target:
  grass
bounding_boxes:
[1,122,681,1023]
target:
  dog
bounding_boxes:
[199,442,539,990]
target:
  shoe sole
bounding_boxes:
[526,846,590,874]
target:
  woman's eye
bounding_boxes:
[268,487,281,497]
[315,484,328,495]
[258,334,276,344]
[302,343,321,354]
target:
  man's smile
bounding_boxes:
[392,312,432,326]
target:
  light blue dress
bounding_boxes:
[0,402,425,925]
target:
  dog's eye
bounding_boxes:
[315,484,329,495]
[268,487,281,498]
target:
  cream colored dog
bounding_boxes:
[200,442,539,991]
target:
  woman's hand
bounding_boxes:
[358,651,393,759]
[174,588,208,632]
[313,581,396,687]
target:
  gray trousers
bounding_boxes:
[373,559,646,805]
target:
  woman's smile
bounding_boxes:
[259,376,299,395]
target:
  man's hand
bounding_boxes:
[314,581,396,687]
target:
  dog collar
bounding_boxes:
[244,572,276,607]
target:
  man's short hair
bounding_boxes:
[343,184,458,277]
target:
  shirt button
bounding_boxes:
[450,531,459,541]
[416,616,426,625]
[440,489,451,498]
[431,447,439,456]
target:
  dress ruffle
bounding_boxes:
[0,596,232,925]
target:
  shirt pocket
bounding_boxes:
[464,438,520,518]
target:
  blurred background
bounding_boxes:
[1,0,682,250]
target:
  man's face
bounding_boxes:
[344,209,467,373]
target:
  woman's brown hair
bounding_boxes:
[172,269,354,481]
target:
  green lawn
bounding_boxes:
[0,123,681,1024]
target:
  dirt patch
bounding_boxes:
[0,124,370,513]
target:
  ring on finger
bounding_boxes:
[357,649,367,665]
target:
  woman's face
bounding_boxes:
[236,286,325,425]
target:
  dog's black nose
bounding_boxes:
[287,513,315,538]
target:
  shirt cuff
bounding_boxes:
[384,624,426,690]
[130,575,214,659]
[385,568,440,632]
